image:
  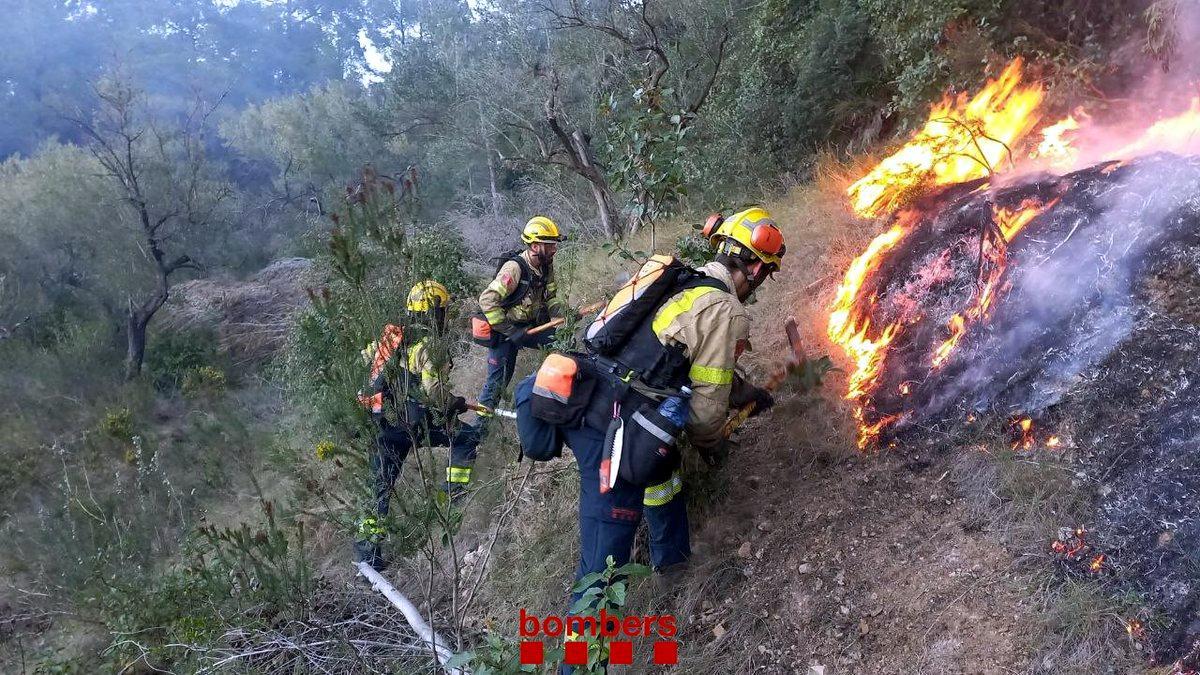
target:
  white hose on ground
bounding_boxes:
[355,561,466,675]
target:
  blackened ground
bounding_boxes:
[842,154,1200,663]
[1053,241,1200,664]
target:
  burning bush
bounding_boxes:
[825,58,1200,665]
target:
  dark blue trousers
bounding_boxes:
[563,425,690,605]
[478,338,520,409]
[371,418,481,516]
[478,329,557,409]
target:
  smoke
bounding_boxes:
[861,154,1200,435]
[953,158,1200,416]
[1018,2,1200,175]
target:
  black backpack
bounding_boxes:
[583,255,697,357]
[491,250,549,309]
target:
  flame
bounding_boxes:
[1031,112,1082,168]
[1114,97,1200,159]
[1052,526,1088,559]
[828,221,911,447]
[1046,435,1061,448]
[1089,553,1106,573]
[1126,619,1145,639]
[930,199,1053,369]
[1012,417,1035,450]
[847,58,1044,218]
[994,198,1048,241]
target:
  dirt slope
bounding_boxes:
[654,183,1149,673]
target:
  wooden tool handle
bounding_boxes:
[526,300,606,335]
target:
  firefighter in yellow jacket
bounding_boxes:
[562,207,784,596]
[475,216,562,408]
[355,280,481,569]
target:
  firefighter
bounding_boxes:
[475,216,562,409]
[354,280,481,569]
[563,207,784,596]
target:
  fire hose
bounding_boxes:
[467,403,517,419]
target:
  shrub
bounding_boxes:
[98,406,134,442]
[675,229,716,267]
[181,365,228,398]
[145,328,219,391]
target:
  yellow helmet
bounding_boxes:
[702,207,786,269]
[407,280,450,312]
[521,216,563,245]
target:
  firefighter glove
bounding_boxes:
[731,382,775,417]
[447,396,469,415]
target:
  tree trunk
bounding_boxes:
[124,309,149,381]
[569,130,620,238]
[588,181,619,239]
[123,269,171,381]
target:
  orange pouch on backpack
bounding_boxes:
[531,353,595,426]
[471,314,496,347]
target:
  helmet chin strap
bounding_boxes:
[729,256,772,298]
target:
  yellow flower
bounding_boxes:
[315,440,337,461]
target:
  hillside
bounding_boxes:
[6,0,1200,673]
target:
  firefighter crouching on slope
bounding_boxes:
[473,216,562,409]
[354,281,482,569]
[555,207,785,595]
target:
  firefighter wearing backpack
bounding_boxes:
[354,280,482,569]
[473,216,562,408]
[544,207,784,596]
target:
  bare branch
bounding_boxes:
[684,25,730,119]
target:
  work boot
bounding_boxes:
[353,539,389,571]
[651,561,690,596]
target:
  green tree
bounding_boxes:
[70,76,234,380]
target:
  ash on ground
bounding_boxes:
[856,154,1200,663]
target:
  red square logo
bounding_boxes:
[564,640,588,665]
[653,640,678,665]
[609,640,633,665]
[519,641,544,665]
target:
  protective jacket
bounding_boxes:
[478,250,556,333]
[406,337,453,412]
[597,261,748,450]
[359,326,456,421]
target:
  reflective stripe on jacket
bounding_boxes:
[406,337,452,409]
[477,250,556,330]
[650,261,749,449]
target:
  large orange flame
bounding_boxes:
[829,56,1200,450]
[830,58,1058,448]
[827,222,908,399]
[846,59,1045,218]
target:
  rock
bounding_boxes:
[713,623,727,639]
[808,665,826,675]
[859,619,870,635]
[798,563,813,574]
[737,542,753,558]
